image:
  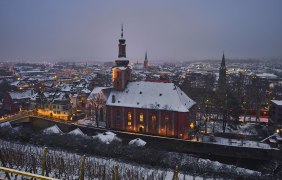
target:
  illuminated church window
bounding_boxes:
[140,112,144,122]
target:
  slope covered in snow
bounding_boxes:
[93,131,121,144]
[129,138,146,147]
[42,125,63,135]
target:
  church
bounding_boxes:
[88,26,196,139]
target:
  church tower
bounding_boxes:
[144,51,148,68]
[112,25,131,91]
[118,24,126,58]
[218,52,226,90]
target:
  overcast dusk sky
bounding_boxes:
[0,0,281,61]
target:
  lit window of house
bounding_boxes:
[128,112,132,120]
[128,112,132,126]
[151,115,156,121]
[140,112,144,122]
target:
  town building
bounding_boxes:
[1,90,33,115]
[33,91,73,121]
[87,26,196,139]
[269,100,282,128]
[134,52,149,70]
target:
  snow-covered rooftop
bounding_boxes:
[10,81,20,86]
[53,92,69,102]
[271,100,282,106]
[61,85,72,92]
[87,87,111,100]
[9,90,33,100]
[106,81,195,112]
[256,73,278,79]
[81,88,91,94]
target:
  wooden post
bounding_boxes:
[172,165,179,180]
[0,149,11,180]
[0,167,56,180]
[102,165,106,180]
[113,165,118,180]
[41,147,48,176]
[79,155,86,180]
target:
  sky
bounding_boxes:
[0,0,281,62]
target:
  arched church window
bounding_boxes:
[140,112,144,122]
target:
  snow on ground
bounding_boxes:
[93,131,121,144]
[0,122,12,128]
[201,135,271,149]
[77,119,97,126]
[239,116,268,123]
[205,121,258,135]
[42,125,63,135]
[68,128,85,136]
[0,139,261,180]
[129,138,146,147]
[76,118,106,127]
[226,123,258,135]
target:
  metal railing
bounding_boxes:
[0,166,57,180]
[0,110,72,124]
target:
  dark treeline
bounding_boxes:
[180,71,279,134]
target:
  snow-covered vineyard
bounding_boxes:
[0,139,263,180]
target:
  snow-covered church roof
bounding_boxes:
[106,81,195,112]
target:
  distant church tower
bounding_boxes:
[144,51,149,68]
[112,25,131,91]
[218,52,226,90]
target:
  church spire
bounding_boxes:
[144,51,149,68]
[145,51,147,60]
[218,52,226,90]
[113,25,131,91]
[121,24,123,39]
[118,24,126,58]
[221,51,226,67]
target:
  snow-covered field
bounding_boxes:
[76,119,97,127]
[203,121,259,136]
[0,139,262,180]
[239,116,268,123]
[201,135,271,149]
[225,123,258,136]
[76,118,106,128]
